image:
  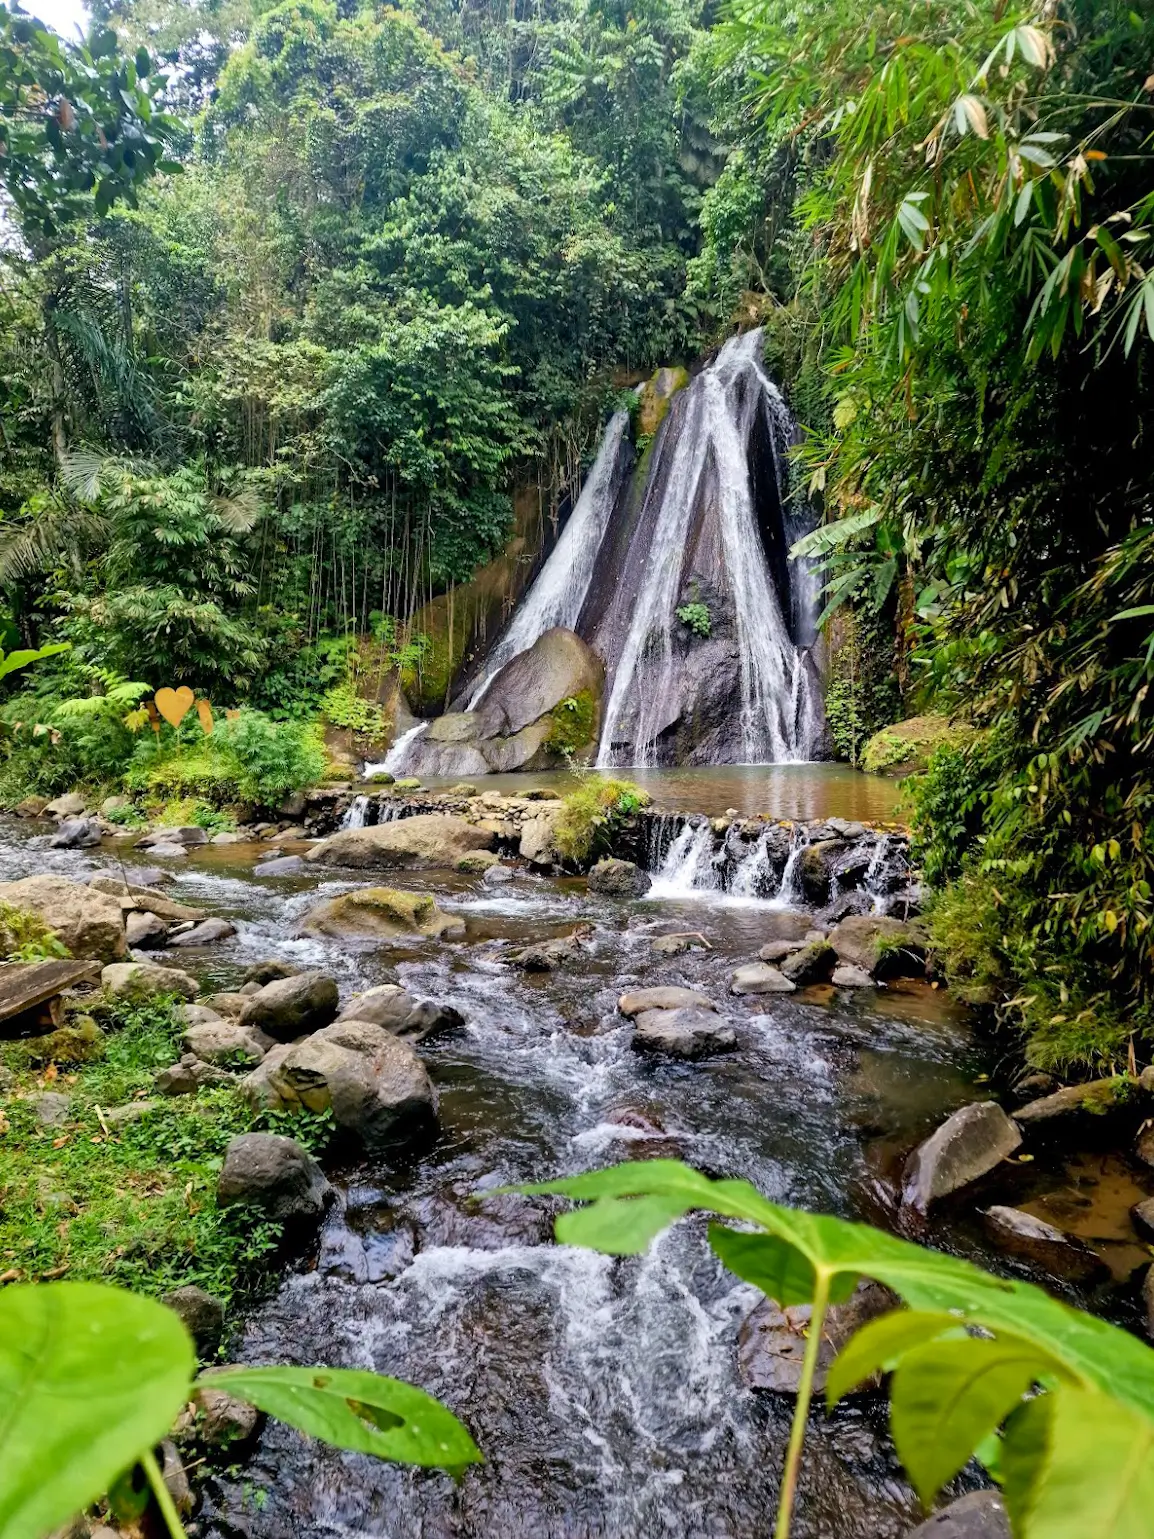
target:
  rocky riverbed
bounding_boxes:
[2,796,1152,1539]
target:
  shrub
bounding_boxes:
[0,902,70,962]
[675,602,711,640]
[553,777,649,864]
[216,710,327,803]
[319,681,389,738]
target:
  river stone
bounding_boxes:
[203,991,249,1019]
[49,816,103,849]
[758,939,804,962]
[189,1382,263,1448]
[254,855,305,876]
[588,859,652,898]
[299,888,464,941]
[163,1284,224,1355]
[618,986,717,1018]
[15,795,49,818]
[780,940,836,985]
[632,1007,737,1059]
[730,962,796,996]
[156,1053,236,1095]
[395,999,466,1044]
[738,1282,895,1395]
[456,850,501,873]
[169,917,237,947]
[87,877,205,925]
[183,1021,273,1067]
[519,809,562,866]
[832,964,875,988]
[217,1132,331,1221]
[903,1492,1010,1539]
[148,841,189,858]
[903,1102,1022,1211]
[243,959,303,986]
[0,875,127,962]
[983,1205,1107,1281]
[102,961,199,1002]
[238,971,339,1041]
[306,813,496,870]
[827,914,926,977]
[795,839,848,905]
[45,792,87,818]
[652,932,709,956]
[32,1091,72,1127]
[483,862,515,886]
[509,936,582,971]
[1014,1076,1139,1134]
[1131,1197,1154,1242]
[264,1020,436,1149]
[138,825,209,848]
[126,910,168,949]
[336,984,415,1030]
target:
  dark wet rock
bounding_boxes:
[394,999,466,1044]
[185,1381,263,1449]
[159,1439,192,1514]
[163,1284,225,1355]
[1135,1124,1154,1169]
[139,825,209,848]
[183,1020,273,1067]
[306,813,496,870]
[253,855,304,877]
[278,791,307,820]
[482,862,515,886]
[509,936,582,971]
[832,964,875,988]
[903,1491,1010,1539]
[780,940,836,985]
[652,931,710,956]
[758,910,814,943]
[632,1007,737,1059]
[169,917,237,947]
[1131,1197,1154,1242]
[125,910,168,949]
[243,959,303,986]
[730,962,796,996]
[217,1132,331,1221]
[828,914,926,977]
[606,1106,666,1135]
[738,1282,896,1395]
[101,960,199,1002]
[238,970,339,1042]
[49,816,103,849]
[796,839,848,905]
[0,875,127,962]
[903,1102,1022,1211]
[619,986,716,1017]
[983,1205,1108,1281]
[156,1053,236,1096]
[1014,1076,1142,1135]
[300,887,464,941]
[255,1020,436,1149]
[588,858,652,898]
[1011,1071,1059,1103]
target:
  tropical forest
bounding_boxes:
[1,0,1153,1535]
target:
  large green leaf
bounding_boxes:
[1002,1387,1154,1537]
[891,1336,1057,1505]
[202,1365,482,1472]
[708,1224,858,1308]
[825,1309,966,1405]
[0,1283,194,1539]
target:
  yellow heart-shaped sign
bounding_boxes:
[155,685,195,729]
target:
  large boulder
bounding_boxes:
[299,888,464,942]
[48,816,103,849]
[780,940,836,985]
[88,877,205,925]
[738,1282,895,1395]
[903,1102,1022,1211]
[306,814,496,871]
[796,840,848,906]
[138,825,209,848]
[619,986,716,1017]
[217,1133,331,1222]
[101,961,199,1002]
[336,984,415,1030]
[0,876,126,963]
[632,1007,736,1059]
[827,914,926,977]
[519,808,562,866]
[183,1020,272,1067]
[902,1492,1010,1539]
[44,792,87,818]
[479,627,605,739]
[730,963,796,996]
[238,971,339,1042]
[588,859,651,898]
[252,1020,436,1149]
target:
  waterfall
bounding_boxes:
[468,411,631,710]
[341,795,370,830]
[381,721,428,776]
[596,331,822,768]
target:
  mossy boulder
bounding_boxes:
[636,365,690,438]
[5,1014,104,1066]
[299,887,465,941]
[861,715,974,777]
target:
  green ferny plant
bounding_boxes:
[675,602,711,640]
[0,1281,481,1539]
[501,1159,1154,1539]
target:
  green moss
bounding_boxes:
[553,776,650,864]
[0,901,71,962]
[861,714,975,776]
[545,690,598,755]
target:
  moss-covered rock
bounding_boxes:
[544,688,598,756]
[635,365,690,438]
[861,715,974,777]
[5,1014,105,1066]
[299,887,465,941]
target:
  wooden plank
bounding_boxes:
[0,961,101,1028]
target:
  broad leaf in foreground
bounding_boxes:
[0,1283,194,1539]
[203,1364,482,1472]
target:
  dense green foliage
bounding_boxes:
[553,774,649,863]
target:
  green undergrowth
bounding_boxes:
[0,902,70,962]
[553,776,649,864]
[0,994,326,1313]
[544,690,597,756]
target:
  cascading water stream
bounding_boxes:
[381,721,428,775]
[468,411,631,710]
[341,795,370,830]
[596,332,822,769]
